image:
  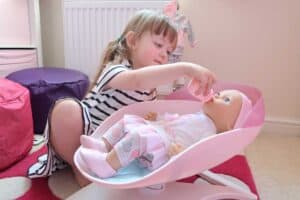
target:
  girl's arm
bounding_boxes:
[108,62,216,96]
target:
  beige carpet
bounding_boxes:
[246,132,300,200]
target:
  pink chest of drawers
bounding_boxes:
[0,0,42,77]
[0,49,38,77]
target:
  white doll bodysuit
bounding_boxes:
[154,112,217,148]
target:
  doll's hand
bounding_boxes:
[168,142,184,157]
[144,112,158,121]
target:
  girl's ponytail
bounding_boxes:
[92,37,129,87]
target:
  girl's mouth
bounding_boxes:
[154,60,162,65]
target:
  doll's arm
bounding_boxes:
[168,142,185,157]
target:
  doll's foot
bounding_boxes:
[79,148,116,178]
[80,135,108,152]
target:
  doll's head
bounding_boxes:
[202,90,252,132]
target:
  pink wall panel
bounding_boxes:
[0,0,31,46]
[0,49,37,77]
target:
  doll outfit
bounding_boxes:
[80,112,217,178]
[28,60,156,178]
[128,112,217,170]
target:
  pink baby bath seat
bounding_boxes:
[74,81,264,199]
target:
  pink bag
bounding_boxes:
[0,78,34,170]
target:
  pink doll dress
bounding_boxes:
[123,112,217,171]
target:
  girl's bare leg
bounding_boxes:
[49,99,90,187]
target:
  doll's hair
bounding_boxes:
[92,9,178,86]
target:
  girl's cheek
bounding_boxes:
[145,49,157,60]
[147,47,157,55]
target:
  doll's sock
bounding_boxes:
[80,135,108,152]
[102,119,126,146]
[79,148,116,178]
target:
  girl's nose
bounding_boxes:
[160,49,168,57]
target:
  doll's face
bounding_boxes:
[202,90,242,132]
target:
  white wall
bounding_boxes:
[39,0,64,67]
[40,0,300,133]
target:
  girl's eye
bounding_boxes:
[167,50,172,55]
[154,42,163,48]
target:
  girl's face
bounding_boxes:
[202,90,242,132]
[130,31,175,68]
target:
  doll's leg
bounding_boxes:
[112,128,164,169]
[80,135,108,152]
[80,119,125,152]
[79,148,117,178]
[102,118,127,147]
[79,131,141,178]
[80,128,161,178]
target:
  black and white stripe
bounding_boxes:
[34,63,157,178]
[82,63,156,131]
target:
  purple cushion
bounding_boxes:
[6,67,89,134]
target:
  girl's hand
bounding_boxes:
[185,63,216,96]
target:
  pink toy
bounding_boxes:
[74,81,264,199]
[188,78,253,129]
[0,78,34,170]
[187,78,214,103]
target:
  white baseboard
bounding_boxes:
[262,118,300,136]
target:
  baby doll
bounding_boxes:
[79,89,252,178]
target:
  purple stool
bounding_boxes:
[6,67,89,134]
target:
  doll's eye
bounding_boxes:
[224,97,231,103]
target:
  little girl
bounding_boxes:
[32,9,216,186]
[79,89,252,178]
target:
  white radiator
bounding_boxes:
[63,0,169,80]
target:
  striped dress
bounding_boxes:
[82,63,156,134]
[27,62,156,178]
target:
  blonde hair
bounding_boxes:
[92,9,178,86]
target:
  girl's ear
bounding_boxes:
[125,31,137,49]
